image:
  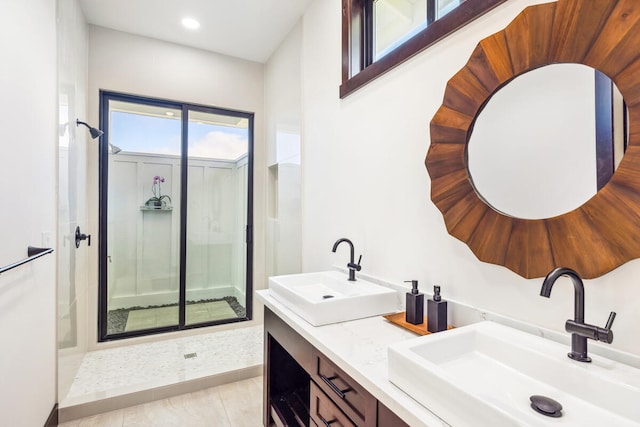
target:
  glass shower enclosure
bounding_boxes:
[98,91,253,340]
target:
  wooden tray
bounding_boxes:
[383,312,453,336]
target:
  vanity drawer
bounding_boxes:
[310,381,356,427]
[312,349,376,426]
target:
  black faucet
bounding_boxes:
[540,267,616,363]
[331,238,362,281]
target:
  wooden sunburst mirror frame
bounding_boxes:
[426,0,640,279]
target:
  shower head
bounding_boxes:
[110,144,122,154]
[76,118,120,154]
[76,119,104,139]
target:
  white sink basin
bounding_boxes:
[388,321,640,426]
[268,271,398,326]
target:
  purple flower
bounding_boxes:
[146,174,172,206]
[151,175,165,197]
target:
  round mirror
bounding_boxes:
[468,64,600,219]
[425,0,640,279]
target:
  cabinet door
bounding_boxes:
[310,381,356,427]
[377,402,409,427]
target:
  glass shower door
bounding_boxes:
[105,100,182,335]
[99,91,253,341]
[184,108,250,325]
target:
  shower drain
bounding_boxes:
[184,352,198,359]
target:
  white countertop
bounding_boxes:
[257,288,449,427]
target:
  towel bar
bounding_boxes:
[0,246,54,275]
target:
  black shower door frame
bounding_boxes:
[97,90,254,341]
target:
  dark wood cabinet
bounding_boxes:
[310,381,356,427]
[264,308,408,427]
[377,402,409,427]
[264,308,314,427]
[311,347,376,426]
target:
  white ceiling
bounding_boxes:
[79,0,313,63]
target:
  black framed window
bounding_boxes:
[98,91,254,341]
[341,0,507,98]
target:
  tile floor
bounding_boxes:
[58,376,264,427]
[61,325,263,413]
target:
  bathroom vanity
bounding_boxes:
[258,289,447,427]
[263,308,408,427]
[259,276,640,427]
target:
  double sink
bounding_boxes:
[268,271,640,425]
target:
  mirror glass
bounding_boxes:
[467,64,625,219]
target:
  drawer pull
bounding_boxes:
[320,415,337,426]
[320,374,352,399]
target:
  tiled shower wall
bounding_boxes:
[57,0,90,403]
[264,22,303,278]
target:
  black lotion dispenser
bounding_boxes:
[405,280,424,325]
[427,285,448,333]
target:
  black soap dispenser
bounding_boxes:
[427,285,448,333]
[404,280,424,325]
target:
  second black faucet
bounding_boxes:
[540,267,616,363]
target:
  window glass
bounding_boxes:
[374,0,427,60]
[374,0,466,60]
[187,111,249,160]
[109,101,182,155]
[438,0,464,18]
[342,0,501,98]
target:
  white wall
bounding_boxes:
[0,1,58,424]
[265,22,303,277]
[87,26,266,346]
[57,0,90,405]
[300,0,640,355]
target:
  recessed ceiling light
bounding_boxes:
[182,17,200,30]
[165,111,174,116]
